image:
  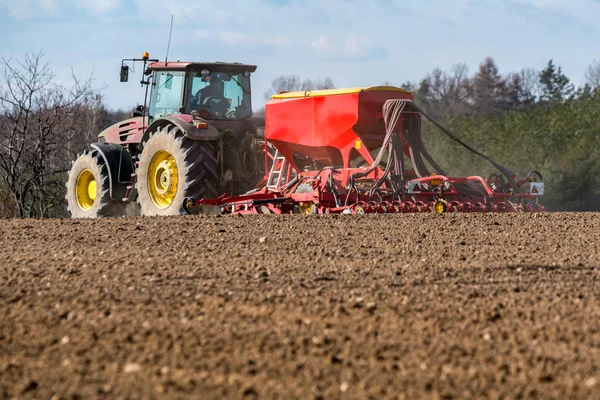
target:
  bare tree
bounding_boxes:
[506,68,540,110]
[518,68,542,100]
[416,63,472,119]
[0,51,101,217]
[585,60,600,89]
[263,75,335,101]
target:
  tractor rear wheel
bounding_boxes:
[66,150,127,218]
[136,124,219,216]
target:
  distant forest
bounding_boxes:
[1,51,599,217]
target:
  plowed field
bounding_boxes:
[1,213,599,399]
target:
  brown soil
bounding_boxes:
[1,213,599,399]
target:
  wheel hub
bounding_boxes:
[75,169,96,211]
[298,202,313,215]
[88,180,97,201]
[154,159,175,195]
[148,151,178,209]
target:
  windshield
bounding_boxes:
[186,71,252,120]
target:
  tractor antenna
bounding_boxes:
[165,15,174,66]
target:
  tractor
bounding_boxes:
[66,52,266,217]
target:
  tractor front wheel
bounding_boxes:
[66,150,127,218]
[136,124,219,216]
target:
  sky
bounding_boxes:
[1,0,599,112]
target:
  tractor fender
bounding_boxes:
[90,142,134,201]
[142,115,222,146]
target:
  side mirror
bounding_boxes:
[120,65,129,82]
[132,105,144,117]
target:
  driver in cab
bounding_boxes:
[194,74,231,118]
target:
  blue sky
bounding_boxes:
[1,0,599,111]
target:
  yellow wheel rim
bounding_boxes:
[298,202,313,215]
[434,199,448,214]
[148,150,178,209]
[76,169,96,211]
[354,205,365,215]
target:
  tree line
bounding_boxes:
[1,51,598,217]
[0,52,128,217]
[400,57,591,120]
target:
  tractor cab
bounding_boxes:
[119,57,256,122]
[146,62,256,121]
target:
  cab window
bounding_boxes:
[186,72,252,119]
[149,71,185,118]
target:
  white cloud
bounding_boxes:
[0,0,121,18]
[344,36,374,56]
[196,30,209,39]
[0,0,34,19]
[133,0,229,23]
[203,30,293,49]
[219,31,253,45]
[310,35,330,52]
[514,0,600,26]
[74,0,121,14]
[304,35,387,61]
[200,30,289,49]
[264,35,290,47]
[38,0,59,12]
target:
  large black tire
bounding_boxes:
[66,150,127,218]
[136,124,219,216]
